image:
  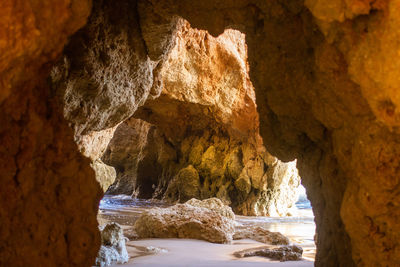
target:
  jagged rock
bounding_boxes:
[95,223,129,267]
[77,125,119,162]
[234,245,303,262]
[185,198,235,220]
[234,225,289,245]
[91,159,117,192]
[4,0,400,266]
[103,23,301,216]
[0,1,103,266]
[50,0,184,137]
[134,203,235,244]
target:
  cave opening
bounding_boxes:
[5,0,400,267]
[51,3,316,264]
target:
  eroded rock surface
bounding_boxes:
[0,1,102,266]
[234,225,290,246]
[3,0,400,266]
[104,23,301,216]
[134,203,235,244]
[51,0,184,137]
[234,245,303,262]
[91,159,117,192]
[141,0,400,266]
[185,198,235,220]
[95,223,129,267]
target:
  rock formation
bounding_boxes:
[234,245,303,262]
[103,24,301,216]
[49,0,186,192]
[233,225,290,245]
[134,198,292,246]
[141,1,400,266]
[134,203,235,244]
[2,0,400,266]
[95,223,129,267]
[0,1,102,266]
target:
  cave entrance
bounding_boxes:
[51,0,315,263]
[94,22,316,263]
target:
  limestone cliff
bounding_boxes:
[103,24,301,216]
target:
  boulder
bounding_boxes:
[95,223,129,267]
[134,204,235,244]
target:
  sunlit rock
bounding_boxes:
[91,159,117,193]
[134,203,235,244]
[185,198,235,220]
[103,23,301,216]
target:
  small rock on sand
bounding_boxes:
[234,225,290,245]
[234,245,303,261]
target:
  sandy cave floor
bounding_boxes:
[100,195,315,267]
[109,238,314,267]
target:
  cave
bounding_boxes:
[1,0,400,267]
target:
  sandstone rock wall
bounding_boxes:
[142,0,400,266]
[2,0,400,266]
[0,1,103,266]
[49,0,187,192]
[50,0,184,137]
[103,24,301,216]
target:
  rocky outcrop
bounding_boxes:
[234,245,303,262]
[134,203,235,244]
[140,1,400,266]
[49,0,186,192]
[234,225,290,245]
[50,0,184,137]
[91,159,117,192]
[103,23,301,216]
[0,1,102,266]
[3,0,400,266]
[95,223,129,267]
[78,126,118,192]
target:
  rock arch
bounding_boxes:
[1,0,400,266]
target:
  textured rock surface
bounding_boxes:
[91,159,117,192]
[104,24,301,216]
[78,125,118,191]
[141,0,400,266]
[0,1,102,266]
[234,225,290,245]
[50,0,183,137]
[234,245,303,262]
[95,223,129,267]
[49,0,184,192]
[102,119,154,196]
[3,0,400,266]
[185,198,235,220]
[77,125,119,162]
[134,203,235,244]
